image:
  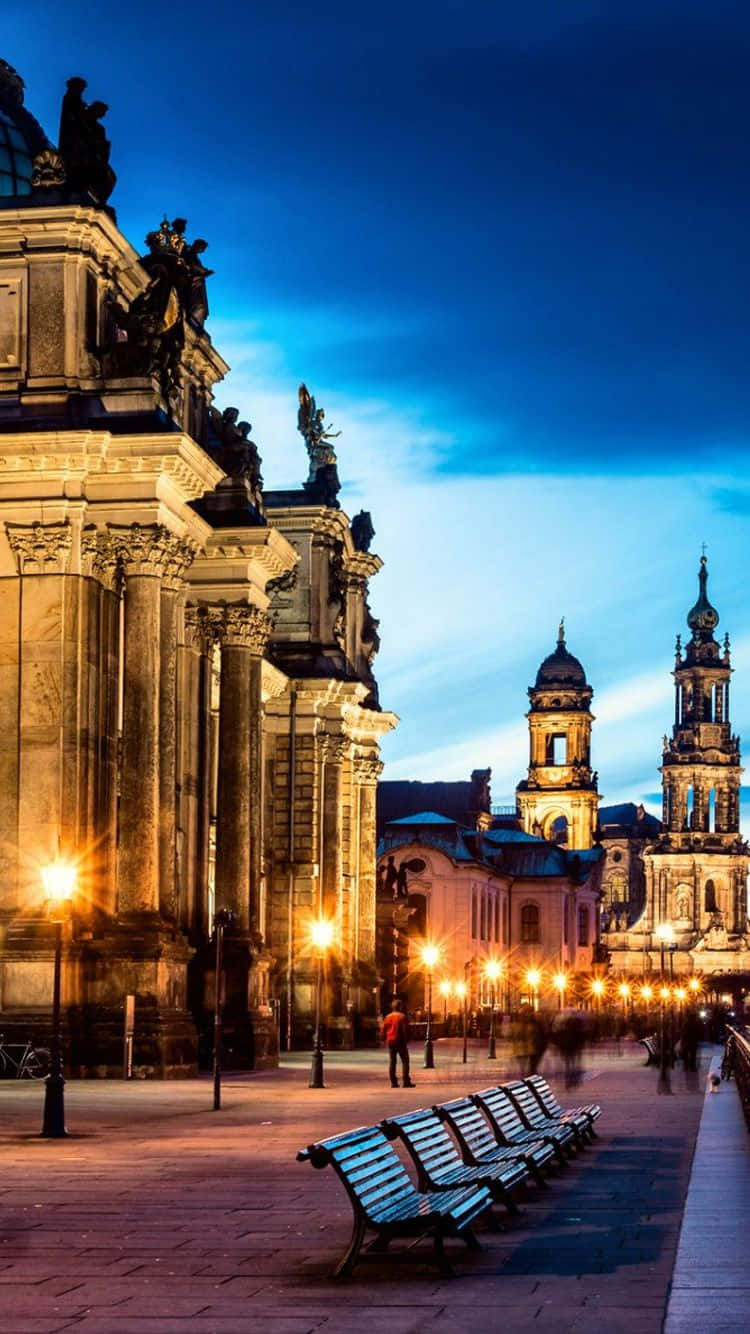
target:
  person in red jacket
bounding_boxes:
[382,998,415,1088]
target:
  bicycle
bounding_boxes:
[0,1035,50,1079]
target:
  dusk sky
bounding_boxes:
[7,1,750,821]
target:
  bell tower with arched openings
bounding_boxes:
[516,621,599,850]
[640,555,750,971]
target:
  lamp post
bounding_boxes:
[655,922,675,1095]
[526,968,541,1012]
[40,857,77,1139]
[484,959,502,1059]
[640,983,653,1015]
[309,917,334,1089]
[455,980,468,1064]
[212,908,235,1111]
[439,979,453,1027]
[421,943,440,1068]
[590,977,605,1013]
[552,971,568,1012]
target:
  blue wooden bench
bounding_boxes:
[382,1106,530,1215]
[436,1095,555,1184]
[502,1080,580,1155]
[525,1074,600,1138]
[297,1124,491,1277]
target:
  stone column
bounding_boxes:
[320,734,349,923]
[182,606,212,937]
[81,528,121,918]
[212,603,270,932]
[354,758,383,968]
[110,524,173,917]
[159,538,196,923]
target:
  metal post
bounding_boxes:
[658,939,672,1095]
[213,908,234,1111]
[309,951,325,1088]
[424,968,435,1068]
[41,918,67,1138]
[487,980,497,1059]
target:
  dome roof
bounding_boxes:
[0,61,50,199]
[686,555,719,643]
[535,621,587,688]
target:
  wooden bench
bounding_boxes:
[525,1074,600,1139]
[436,1096,555,1185]
[469,1086,558,1179]
[382,1107,530,1215]
[639,1036,658,1065]
[297,1124,491,1277]
[502,1080,580,1155]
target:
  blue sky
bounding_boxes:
[7,1,750,820]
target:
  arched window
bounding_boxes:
[521,902,540,944]
[480,892,486,940]
[501,898,508,945]
[494,896,500,942]
[705,879,718,914]
[577,906,589,946]
[550,815,569,846]
[471,889,478,938]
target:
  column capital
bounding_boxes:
[208,602,271,654]
[108,522,194,579]
[183,604,213,653]
[319,733,351,764]
[81,527,121,592]
[5,520,72,575]
[354,756,383,786]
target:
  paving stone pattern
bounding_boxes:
[0,1042,711,1333]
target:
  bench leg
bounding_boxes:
[529,1162,550,1188]
[432,1228,455,1277]
[331,1215,366,1279]
[459,1225,482,1252]
[367,1233,391,1253]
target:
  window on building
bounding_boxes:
[550,815,569,846]
[578,905,589,946]
[501,898,508,945]
[563,896,569,942]
[708,788,715,832]
[494,896,500,942]
[705,879,718,913]
[686,786,694,830]
[521,902,540,943]
[546,733,567,765]
[480,892,486,940]
[471,889,477,939]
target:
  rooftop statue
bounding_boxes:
[207,406,263,494]
[297,383,342,507]
[58,75,116,204]
[350,510,375,552]
[143,216,214,329]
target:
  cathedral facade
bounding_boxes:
[0,63,395,1074]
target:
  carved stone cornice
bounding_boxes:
[5,520,72,575]
[107,523,179,578]
[353,757,383,786]
[206,603,271,654]
[81,527,121,592]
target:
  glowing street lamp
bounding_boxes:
[41,856,77,1138]
[675,986,687,1007]
[617,981,631,1012]
[590,977,605,1011]
[640,983,654,1010]
[421,943,440,1068]
[688,977,701,996]
[309,917,334,1089]
[526,968,541,1011]
[552,971,568,1011]
[439,979,453,1024]
[484,959,502,1059]
[455,979,468,1064]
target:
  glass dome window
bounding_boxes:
[0,108,33,196]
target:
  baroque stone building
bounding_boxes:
[516,624,600,849]
[606,557,750,983]
[0,62,395,1073]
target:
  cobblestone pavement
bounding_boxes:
[0,1041,711,1333]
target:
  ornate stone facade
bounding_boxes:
[0,64,395,1074]
[607,558,750,989]
[516,624,600,850]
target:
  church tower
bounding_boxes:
[640,556,750,972]
[516,623,599,850]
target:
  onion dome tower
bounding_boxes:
[516,621,599,849]
[642,556,749,965]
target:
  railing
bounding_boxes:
[723,1026,750,1132]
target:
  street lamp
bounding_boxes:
[40,856,77,1138]
[640,983,653,1011]
[617,981,631,1014]
[688,976,701,997]
[421,943,440,1068]
[455,979,468,1064]
[526,968,541,1011]
[484,959,502,1059]
[552,971,568,1011]
[590,977,605,1011]
[654,923,675,1095]
[438,979,453,1026]
[212,908,235,1111]
[309,917,334,1089]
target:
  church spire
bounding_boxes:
[686,553,719,644]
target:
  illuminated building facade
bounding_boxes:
[0,62,395,1073]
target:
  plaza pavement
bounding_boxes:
[0,1040,724,1333]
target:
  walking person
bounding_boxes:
[382,998,415,1088]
